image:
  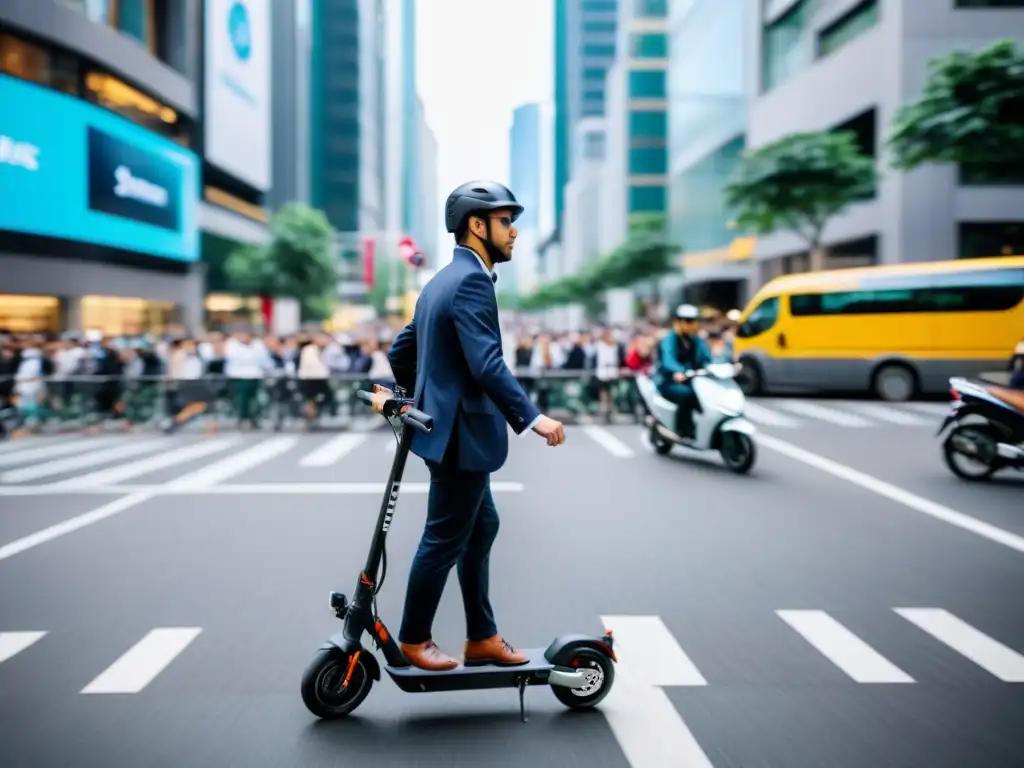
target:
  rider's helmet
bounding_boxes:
[444,181,524,234]
[674,304,701,321]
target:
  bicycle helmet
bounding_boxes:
[444,181,524,234]
[674,304,701,321]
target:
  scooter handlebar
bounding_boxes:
[355,390,434,433]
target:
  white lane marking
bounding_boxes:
[0,631,47,665]
[49,438,239,489]
[0,438,117,468]
[0,439,166,483]
[903,402,951,417]
[0,492,154,561]
[846,402,932,426]
[599,615,714,768]
[601,615,706,686]
[757,433,1024,554]
[777,610,914,684]
[166,437,298,489]
[0,481,526,496]
[775,400,873,427]
[583,426,635,458]
[299,433,369,467]
[81,627,202,694]
[744,401,802,428]
[895,608,1024,682]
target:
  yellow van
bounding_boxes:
[733,256,1024,401]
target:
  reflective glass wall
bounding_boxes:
[668,0,747,252]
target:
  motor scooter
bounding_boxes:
[636,362,757,474]
[938,376,1024,481]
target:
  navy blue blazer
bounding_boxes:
[388,246,542,473]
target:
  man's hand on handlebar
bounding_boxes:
[532,415,566,446]
[370,383,393,414]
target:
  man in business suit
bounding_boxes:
[371,180,566,672]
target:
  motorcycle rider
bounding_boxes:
[654,304,712,439]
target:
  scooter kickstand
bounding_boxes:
[517,677,528,723]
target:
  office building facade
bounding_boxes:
[553,0,619,229]
[0,0,205,334]
[747,0,1024,290]
[667,0,749,310]
[508,103,544,296]
[310,0,386,235]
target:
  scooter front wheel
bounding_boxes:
[720,432,756,474]
[551,648,615,709]
[301,648,374,719]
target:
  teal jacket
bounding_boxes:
[654,332,712,393]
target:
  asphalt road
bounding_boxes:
[0,398,1021,768]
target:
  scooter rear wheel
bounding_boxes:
[943,424,999,481]
[301,648,373,719]
[551,648,615,709]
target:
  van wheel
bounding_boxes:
[737,358,762,396]
[872,363,917,402]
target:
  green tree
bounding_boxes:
[724,131,876,269]
[518,236,680,311]
[225,202,338,322]
[887,39,1024,179]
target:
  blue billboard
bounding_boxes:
[0,74,199,263]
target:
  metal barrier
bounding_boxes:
[0,370,646,434]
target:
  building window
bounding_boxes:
[818,0,878,58]
[789,270,1024,315]
[630,110,667,137]
[0,295,62,334]
[583,0,618,10]
[634,0,669,17]
[832,107,877,199]
[629,146,667,174]
[583,66,606,81]
[117,0,157,52]
[83,71,188,144]
[584,132,605,159]
[0,34,51,86]
[958,223,1024,258]
[583,44,616,58]
[762,0,821,92]
[60,0,115,25]
[583,21,616,33]
[628,70,666,98]
[631,33,668,58]
[0,34,82,96]
[582,100,605,117]
[629,184,666,212]
[959,162,1024,186]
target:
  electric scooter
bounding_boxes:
[636,362,757,474]
[300,388,618,723]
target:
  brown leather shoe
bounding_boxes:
[464,634,529,667]
[400,640,459,671]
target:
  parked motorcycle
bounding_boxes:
[636,362,757,474]
[938,376,1024,481]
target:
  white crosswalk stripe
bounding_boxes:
[80,628,202,694]
[0,609,1020,697]
[0,439,166,483]
[298,433,369,466]
[777,609,914,683]
[845,402,933,426]
[0,398,964,488]
[743,401,802,427]
[0,631,47,665]
[895,608,1024,682]
[47,438,240,489]
[774,400,873,427]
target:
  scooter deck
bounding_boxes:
[384,648,558,693]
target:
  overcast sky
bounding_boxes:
[415,0,553,261]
